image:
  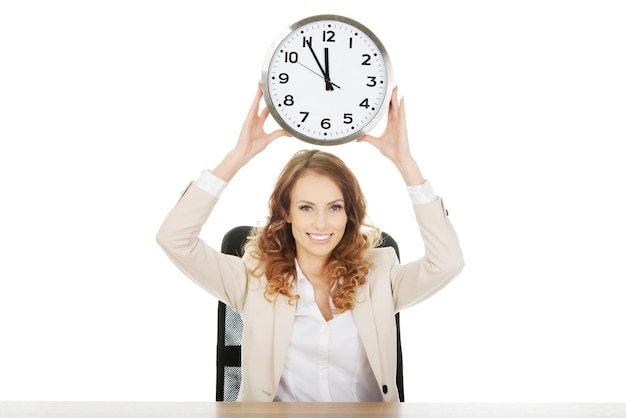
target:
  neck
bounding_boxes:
[296,256,331,284]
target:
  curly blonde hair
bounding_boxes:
[245,149,380,313]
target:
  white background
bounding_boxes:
[1,0,625,402]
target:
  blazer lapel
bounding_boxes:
[272,294,296,388]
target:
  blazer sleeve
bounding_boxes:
[391,197,465,312]
[155,181,249,313]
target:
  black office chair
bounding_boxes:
[216,226,405,402]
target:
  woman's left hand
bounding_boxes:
[358,86,425,185]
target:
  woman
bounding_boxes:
[156,83,464,402]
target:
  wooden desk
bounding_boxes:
[1,402,625,417]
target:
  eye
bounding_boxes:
[298,205,313,212]
[330,204,344,212]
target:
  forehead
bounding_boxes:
[291,173,343,202]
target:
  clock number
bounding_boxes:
[283,95,294,106]
[366,76,377,87]
[349,38,353,49]
[359,98,370,109]
[284,51,298,63]
[321,118,331,129]
[302,36,312,48]
[278,73,289,84]
[343,113,353,124]
[322,31,335,42]
[299,111,309,122]
[361,54,372,66]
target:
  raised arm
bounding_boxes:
[358,86,424,186]
[212,83,290,182]
[360,86,464,310]
[155,84,289,310]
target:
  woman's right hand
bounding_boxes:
[213,83,289,181]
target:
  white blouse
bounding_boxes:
[274,261,382,402]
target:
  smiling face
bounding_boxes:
[285,172,348,263]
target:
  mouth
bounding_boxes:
[307,233,332,243]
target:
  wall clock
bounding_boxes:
[261,14,394,145]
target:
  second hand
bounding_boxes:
[296,62,341,89]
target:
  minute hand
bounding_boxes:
[305,39,333,91]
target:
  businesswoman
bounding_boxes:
[156,83,464,402]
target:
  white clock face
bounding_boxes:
[261,15,393,145]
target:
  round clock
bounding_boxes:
[261,14,394,146]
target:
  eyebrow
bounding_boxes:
[296,199,345,206]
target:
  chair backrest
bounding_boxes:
[216,226,404,402]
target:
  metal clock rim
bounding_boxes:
[260,14,394,146]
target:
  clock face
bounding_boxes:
[261,15,393,145]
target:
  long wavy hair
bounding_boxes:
[245,149,380,313]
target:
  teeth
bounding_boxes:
[309,234,331,241]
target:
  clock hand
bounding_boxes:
[297,62,341,89]
[305,38,331,90]
[324,47,333,91]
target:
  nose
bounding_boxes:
[313,210,327,230]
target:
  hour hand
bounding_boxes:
[323,47,333,91]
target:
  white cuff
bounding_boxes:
[407,180,436,205]
[194,169,228,197]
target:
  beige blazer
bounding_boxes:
[156,182,464,402]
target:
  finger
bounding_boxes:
[356,134,380,147]
[385,87,398,124]
[267,129,289,141]
[398,96,406,127]
[259,106,271,123]
[389,86,399,119]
